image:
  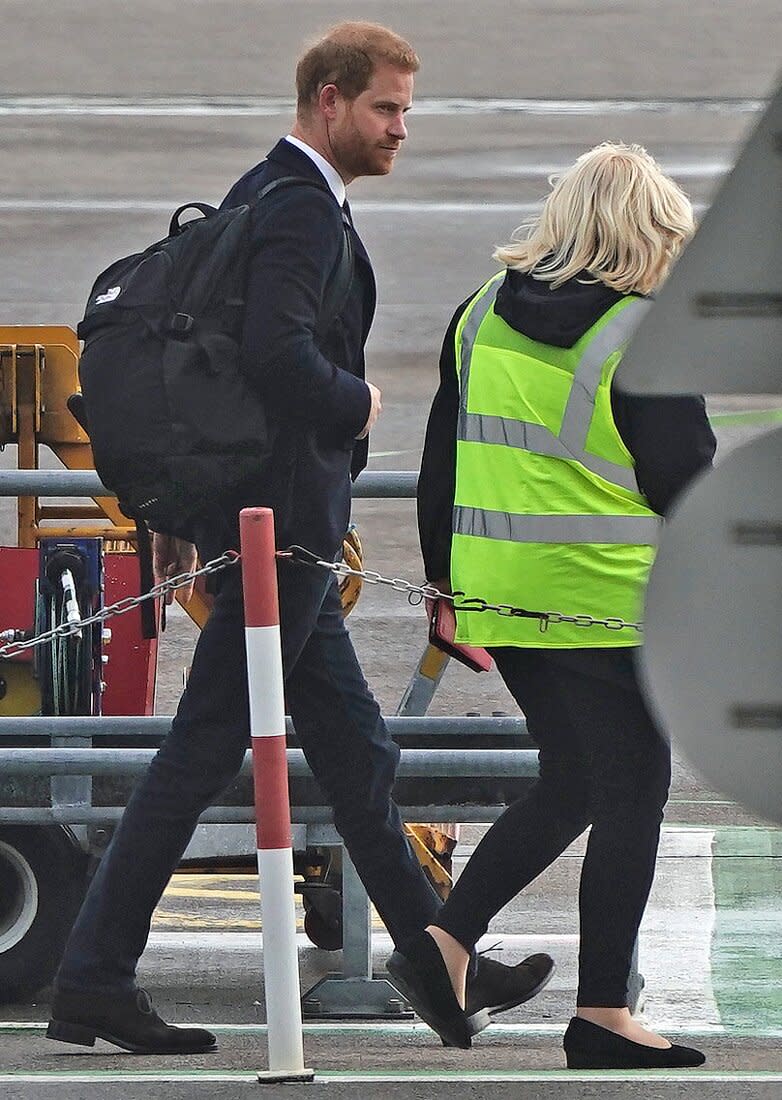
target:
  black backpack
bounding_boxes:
[75,176,354,544]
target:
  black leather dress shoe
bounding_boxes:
[563,1016,706,1069]
[387,932,473,1049]
[467,952,555,1017]
[47,987,217,1054]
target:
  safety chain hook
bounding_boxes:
[277,545,644,634]
[0,550,241,659]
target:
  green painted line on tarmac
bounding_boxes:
[3,1070,782,1084]
[709,408,782,427]
[319,1072,782,1082]
[0,1022,714,1035]
[6,1021,782,1039]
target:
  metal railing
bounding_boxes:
[0,469,537,825]
[0,469,417,498]
[0,468,535,824]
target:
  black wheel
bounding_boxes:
[0,826,88,1003]
[302,888,343,951]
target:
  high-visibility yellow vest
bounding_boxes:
[450,274,661,648]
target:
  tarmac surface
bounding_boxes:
[1,2,782,1097]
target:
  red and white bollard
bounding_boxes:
[239,507,314,1083]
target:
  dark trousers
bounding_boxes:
[435,646,671,1007]
[56,564,440,994]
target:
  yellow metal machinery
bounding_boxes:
[404,824,454,898]
[0,326,124,545]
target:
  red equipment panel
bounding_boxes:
[0,546,158,716]
[102,554,159,716]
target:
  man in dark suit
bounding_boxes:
[48,22,553,1055]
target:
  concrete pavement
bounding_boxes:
[1,0,780,98]
[2,822,782,1095]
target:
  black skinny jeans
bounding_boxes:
[56,566,440,994]
[435,646,671,1007]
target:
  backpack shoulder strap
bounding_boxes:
[317,209,353,338]
[255,176,354,338]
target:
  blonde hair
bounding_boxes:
[296,22,419,117]
[494,142,695,294]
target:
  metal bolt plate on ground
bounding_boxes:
[299,844,414,1019]
[301,976,413,1020]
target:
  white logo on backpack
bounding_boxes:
[95,286,122,305]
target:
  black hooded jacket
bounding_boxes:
[417,269,717,582]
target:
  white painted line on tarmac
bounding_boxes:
[0,198,185,212]
[0,199,709,216]
[494,160,730,179]
[142,930,577,951]
[0,199,544,214]
[0,95,765,117]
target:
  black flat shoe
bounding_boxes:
[563,1016,706,1069]
[436,951,556,1049]
[386,931,473,1049]
[47,986,217,1054]
[466,952,555,1017]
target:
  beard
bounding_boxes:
[328,124,396,178]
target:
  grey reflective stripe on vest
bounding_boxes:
[457,288,650,494]
[457,275,504,440]
[558,297,651,455]
[459,411,640,492]
[453,505,661,545]
[460,411,571,456]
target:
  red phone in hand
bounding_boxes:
[426,596,493,673]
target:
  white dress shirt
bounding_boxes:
[285,135,346,206]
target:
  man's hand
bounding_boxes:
[152,533,198,605]
[356,381,382,440]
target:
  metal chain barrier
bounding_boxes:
[276,545,644,634]
[0,550,241,659]
[0,538,644,661]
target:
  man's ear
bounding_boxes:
[318,83,340,120]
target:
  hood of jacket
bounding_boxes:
[494,268,643,349]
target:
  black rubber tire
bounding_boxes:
[302,893,343,951]
[0,826,88,1004]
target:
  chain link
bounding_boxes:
[277,545,644,634]
[0,551,241,659]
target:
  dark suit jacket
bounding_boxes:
[212,138,376,561]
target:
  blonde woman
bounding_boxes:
[390,143,715,1067]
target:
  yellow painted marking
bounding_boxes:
[157,873,393,933]
[419,644,449,680]
[152,909,386,931]
[151,912,283,930]
[163,887,265,901]
[174,874,260,883]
